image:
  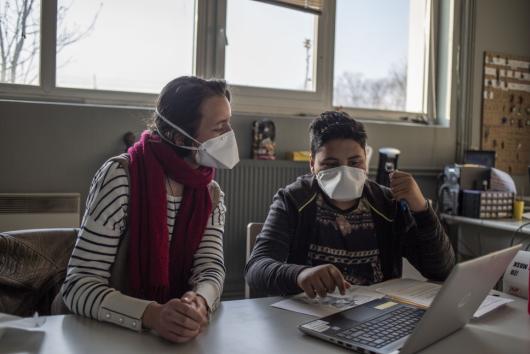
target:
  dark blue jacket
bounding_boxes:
[245,174,455,295]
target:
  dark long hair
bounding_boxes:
[148,76,231,157]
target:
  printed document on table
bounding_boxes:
[271,286,384,317]
[374,278,513,318]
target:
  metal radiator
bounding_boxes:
[0,193,80,232]
[216,159,310,298]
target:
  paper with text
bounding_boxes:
[375,278,513,318]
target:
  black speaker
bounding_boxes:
[376,148,400,187]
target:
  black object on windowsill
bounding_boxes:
[123,132,136,152]
[399,116,430,125]
[376,147,401,187]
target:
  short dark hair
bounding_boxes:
[148,76,231,157]
[309,111,367,155]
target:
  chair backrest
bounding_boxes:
[0,228,78,316]
[245,223,264,298]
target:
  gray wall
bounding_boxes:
[4,0,528,201]
[0,100,455,206]
[469,0,530,194]
[0,100,449,299]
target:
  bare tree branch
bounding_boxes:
[334,60,407,111]
[21,30,37,83]
[13,0,35,81]
[7,0,25,63]
[56,2,102,52]
[0,3,7,81]
[1,0,100,84]
[0,2,13,72]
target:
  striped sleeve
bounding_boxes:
[61,160,153,331]
[189,181,227,313]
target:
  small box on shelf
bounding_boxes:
[461,190,514,219]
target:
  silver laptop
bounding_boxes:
[299,244,521,354]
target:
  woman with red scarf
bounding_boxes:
[57,77,239,343]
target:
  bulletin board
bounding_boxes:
[481,51,530,175]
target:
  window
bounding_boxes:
[225,0,318,91]
[333,0,430,114]
[0,0,41,85]
[56,0,196,93]
[0,0,454,123]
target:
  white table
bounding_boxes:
[441,214,530,261]
[442,214,530,235]
[1,296,529,354]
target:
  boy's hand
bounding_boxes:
[297,264,351,298]
[389,170,428,212]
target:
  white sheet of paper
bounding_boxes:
[374,278,513,318]
[489,167,517,193]
[473,296,514,318]
[0,312,46,339]
[375,278,439,308]
[271,286,384,317]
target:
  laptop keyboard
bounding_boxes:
[336,306,425,349]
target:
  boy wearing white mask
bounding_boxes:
[245,111,454,298]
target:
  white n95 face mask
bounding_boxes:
[155,109,240,169]
[316,166,367,202]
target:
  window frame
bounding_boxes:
[0,0,207,106]
[0,0,458,126]
[331,0,435,122]
[215,0,334,117]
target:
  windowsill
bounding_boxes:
[234,159,442,176]
[357,117,450,128]
[0,98,451,128]
[233,110,451,128]
[0,98,153,111]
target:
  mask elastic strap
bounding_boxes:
[153,125,199,151]
[298,193,317,213]
[155,109,203,150]
[365,199,394,223]
[317,165,367,177]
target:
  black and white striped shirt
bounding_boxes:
[62,159,226,331]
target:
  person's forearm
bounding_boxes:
[246,257,308,295]
[410,208,455,280]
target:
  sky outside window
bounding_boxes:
[56,0,195,93]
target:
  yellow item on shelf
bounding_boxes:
[285,151,311,161]
[513,199,524,220]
